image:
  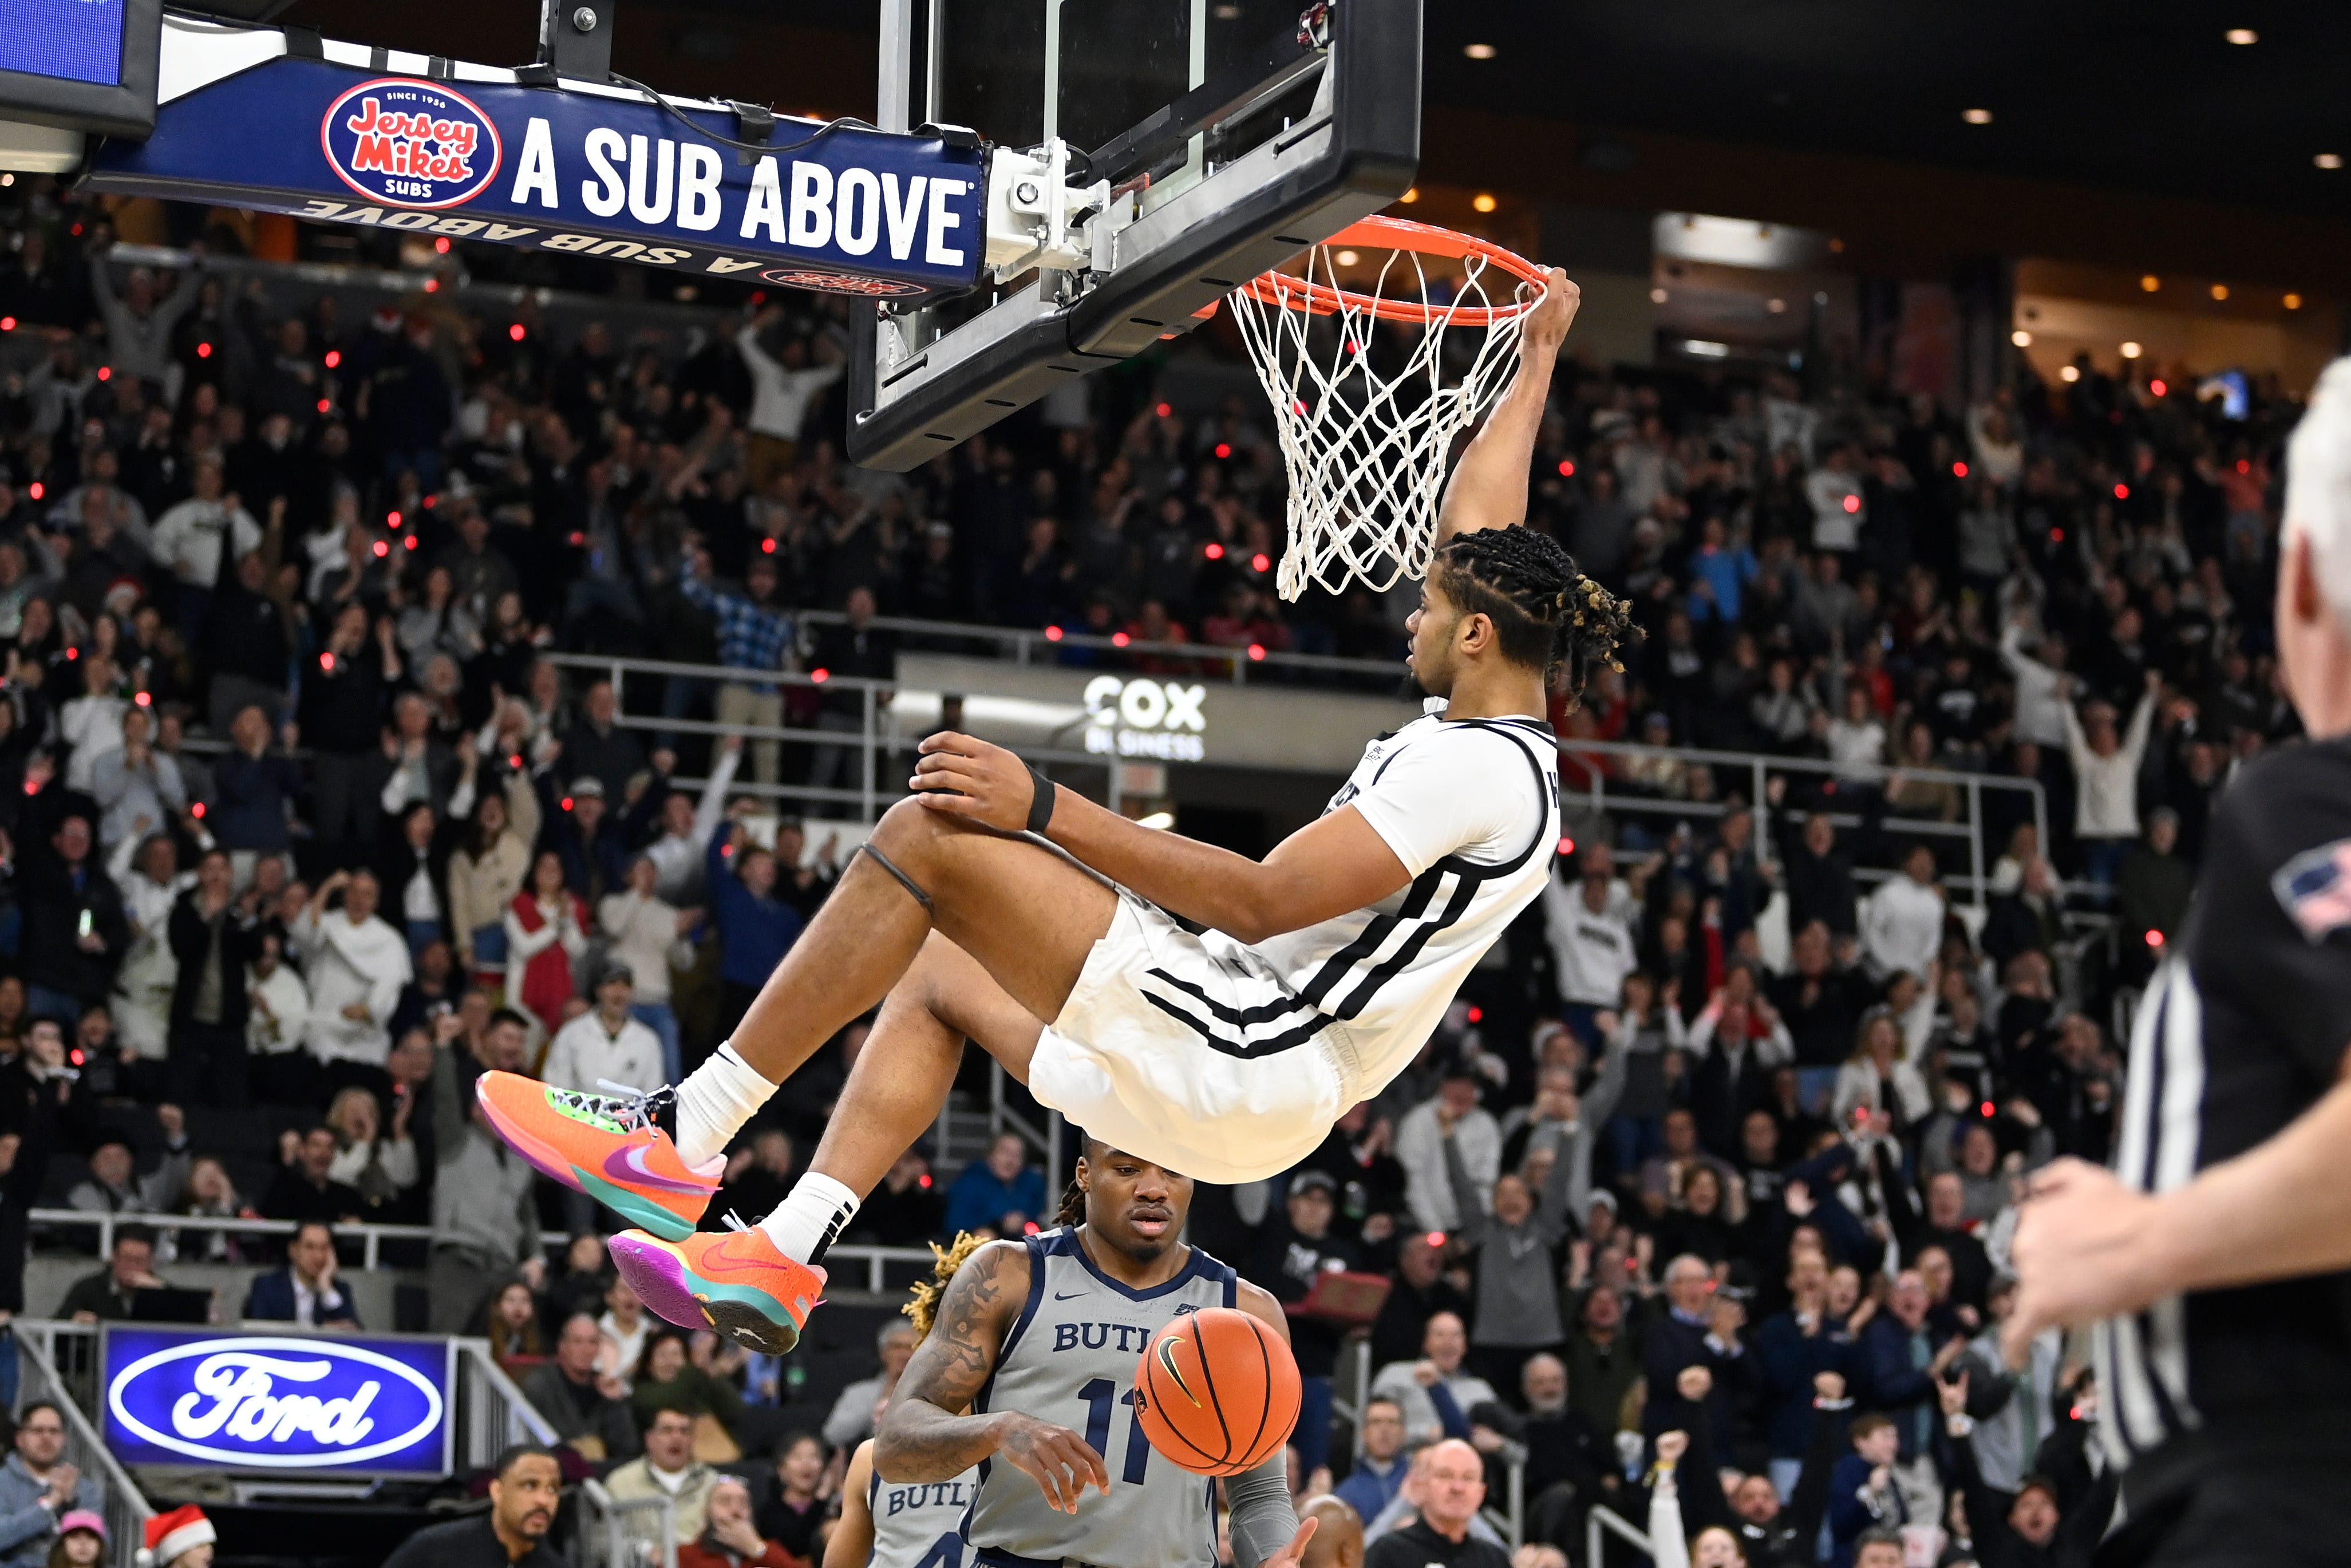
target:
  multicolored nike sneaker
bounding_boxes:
[473,1071,721,1241]
[608,1221,828,1354]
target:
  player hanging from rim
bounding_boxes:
[877,1136,1313,1568]
[828,1236,982,1568]
[476,267,1637,1353]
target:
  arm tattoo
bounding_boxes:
[876,1241,1026,1482]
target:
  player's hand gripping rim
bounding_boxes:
[911,732,1051,835]
[994,1413,1111,1514]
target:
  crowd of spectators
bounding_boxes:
[0,170,2317,1568]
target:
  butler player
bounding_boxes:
[2006,358,2351,1562]
[875,1135,1314,1568]
[476,270,1637,1355]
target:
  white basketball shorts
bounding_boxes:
[1026,890,1365,1184]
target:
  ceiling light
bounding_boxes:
[1398,187,1420,203]
[2120,341,2142,358]
[1334,249,1358,266]
[2225,27,2258,44]
[1471,192,1497,212]
[1650,287,1669,304]
[2286,292,2305,310]
[2211,283,2230,300]
[1767,298,1787,314]
[1463,42,1496,60]
[2140,275,2160,292]
[2060,365,2082,382]
[2012,329,2032,347]
[2318,153,2344,170]
[1962,108,1993,125]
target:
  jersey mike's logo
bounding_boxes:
[758,269,926,297]
[321,78,501,210]
[106,1337,447,1468]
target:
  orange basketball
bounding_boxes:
[1132,1306,1301,1476]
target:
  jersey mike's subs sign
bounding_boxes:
[87,41,987,299]
[102,1328,455,1474]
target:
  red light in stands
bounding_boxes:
[1247,643,1266,661]
[1953,461,1968,477]
[96,366,110,381]
[1044,625,1064,642]
[372,540,389,558]
[761,538,777,554]
[0,318,14,332]
[325,350,341,369]
[811,668,830,683]
[1214,442,1232,459]
[1841,493,1859,513]
[1558,460,1575,476]
[26,483,41,501]
[1466,1005,1483,1023]
[63,646,75,660]
[567,531,586,547]
[1204,542,1224,560]
[509,323,527,342]
[751,291,766,304]
[1425,1232,1445,1247]
[424,279,438,293]
[404,535,418,550]
[1023,1221,1041,1235]
[191,803,206,819]
[1251,552,1271,572]
[196,342,212,359]
[317,399,331,414]
[1981,1101,1995,1117]
[1112,631,1130,647]
[2146,929,2164,947]
[2238,459,2251,474]
[1556,836,1575,855]
[70,1049,82,1067]
[918,1174,932,1188]
[19,782,31,796]
[2050,527,2064,542]
[133,691,151,706]
[561,797,574,811]
[320,653,335,672]
[2114,483,2129,499]
[2150,379,2167,397]
[1155,402,1172,418]
[387,511,401,526]
[510,755,523,768]
[1294,399,1307,416]
[435,238,451,254]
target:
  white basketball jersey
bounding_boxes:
[1190,711,1560,1091]
[868,1460,976,1568]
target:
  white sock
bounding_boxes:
[758,1172,862,1266]
[673,1043,775,1167]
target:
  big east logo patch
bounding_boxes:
[321,78,501,209]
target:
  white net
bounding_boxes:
[1228,229,1541,601]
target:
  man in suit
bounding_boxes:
[243,1220,362,1326]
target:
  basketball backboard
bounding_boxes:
[848,0,1421,470]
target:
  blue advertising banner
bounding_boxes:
[89,54,989,298]
[102,1327,455,1474]
[0,0,128,87]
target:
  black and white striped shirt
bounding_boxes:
[2095,737,2351,1491]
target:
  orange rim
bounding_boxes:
[1237,214,1547,326]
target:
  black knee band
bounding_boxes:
[858,842,935,913]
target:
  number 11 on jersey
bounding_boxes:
[1077,1378,1151,1484]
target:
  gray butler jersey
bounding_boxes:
[869,1462,976,1568]
[967,1227,1238,1568]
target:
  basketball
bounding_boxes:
[1132,1307,1301,1476]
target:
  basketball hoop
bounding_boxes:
[1228,215,1550,601]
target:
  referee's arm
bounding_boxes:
[2006,1050,2351,1362]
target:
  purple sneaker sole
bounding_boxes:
[609,1233,709,1330]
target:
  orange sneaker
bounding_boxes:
[473,1071,720,1241]
[607,1222,827,1354]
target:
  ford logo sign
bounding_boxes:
[319,77,502,210]
[105,1333,449,1471]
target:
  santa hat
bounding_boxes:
[137,1506,214,1567]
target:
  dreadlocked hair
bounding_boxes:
[1054,1174,1088,1229]
[1431,527,1640,703]
[903,1230,989,1340]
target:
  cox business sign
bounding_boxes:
[103,1328,453,1474]
[1082,677,1207,763]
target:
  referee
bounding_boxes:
[2006,357,2351,1563]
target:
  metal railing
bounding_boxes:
[1559,737,2050,906]
[29,1209,935,1296]
[1481,1458,1526,1551]
[796,609,1405,690]
[1587,1501,1653,1568]
[12,1322,153,1568]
